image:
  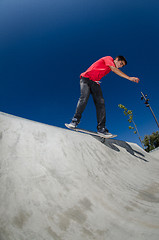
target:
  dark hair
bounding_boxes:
[115,56,127,65]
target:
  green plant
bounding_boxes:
[142,131,159,152]
[118,104,144,148]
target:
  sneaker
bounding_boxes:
[67,118,79,128]
[97,128,113,137]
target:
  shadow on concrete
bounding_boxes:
[93,136,148,162]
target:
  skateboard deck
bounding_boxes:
[65,124,117,139]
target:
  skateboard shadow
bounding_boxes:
[93,136,148,162]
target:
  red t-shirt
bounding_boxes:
[80,56,115,84]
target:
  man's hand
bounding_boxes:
[129,77,140,83]
[109,66,140,83]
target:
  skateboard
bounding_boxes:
[65,124,117,142]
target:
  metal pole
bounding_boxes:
[149,105,159,128]
[141,92,159,128]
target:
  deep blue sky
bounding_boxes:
[0,0,159,147]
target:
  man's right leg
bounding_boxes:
[69,78,90,128]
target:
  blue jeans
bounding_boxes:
[73,77,106,130]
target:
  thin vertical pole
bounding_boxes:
[141,92,159,128]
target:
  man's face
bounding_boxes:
[114,58,126,69]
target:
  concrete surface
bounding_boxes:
[150,147,159,159]
[0,112,159,240]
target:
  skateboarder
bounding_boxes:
[67,56,139,137]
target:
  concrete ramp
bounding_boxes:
[0,112,159,240]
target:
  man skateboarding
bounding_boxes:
[67,56,139,137]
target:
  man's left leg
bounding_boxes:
[91,82,113,136]
[90,82,106,131]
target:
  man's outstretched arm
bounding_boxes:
[109,66,140,83]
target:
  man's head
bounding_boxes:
[114,56,127,69]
